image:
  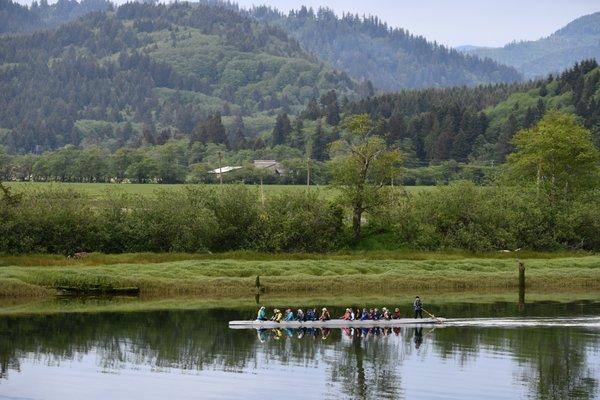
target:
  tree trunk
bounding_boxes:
[352,206,362,240]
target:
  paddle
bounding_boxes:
[422,308,444,324]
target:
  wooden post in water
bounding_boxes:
[518,260,526,310]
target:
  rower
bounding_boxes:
[341,308,352,320]
[392,307,401,319]
[413,296,423,319]
[271,308,283,322]
[360,308,370,320]
[283,309,295,321]
[297,309,305,321]
[256,306,267,321]
[382,307,391,320]
[319,308,331,321]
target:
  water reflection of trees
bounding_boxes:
[431,327,599,400]
[0,305,598,400]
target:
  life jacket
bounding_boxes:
[273,312,283,322]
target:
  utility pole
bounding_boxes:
[218,151,223,185]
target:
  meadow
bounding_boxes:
[0,253,598,298]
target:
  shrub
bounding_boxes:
[253,190,344,252]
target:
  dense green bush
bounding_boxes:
[2,182,600,254]
[0,185,344,254]
[370,182,600,252]
[253,190,344,252]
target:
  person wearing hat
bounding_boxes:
[271,308,283,322]
[256,306,267,321]
[319,307,331,321]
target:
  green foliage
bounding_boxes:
[370,182,600,252]
[507,110,599,199]
[254,190,344,252]
[330,114,403,239]
[0,185,344,254]
[0,2,358,154]
[346,61,600,164]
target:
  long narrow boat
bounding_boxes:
[229,318,444,329]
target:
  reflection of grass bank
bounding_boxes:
[1,256,599,298]
[1,290,599,317]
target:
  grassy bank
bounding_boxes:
[1,255,599,298]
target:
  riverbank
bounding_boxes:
[0,253,598,298]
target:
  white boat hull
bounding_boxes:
[229,318,444,329]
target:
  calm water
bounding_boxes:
[1,300,599,400]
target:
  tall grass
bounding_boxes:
[1,257,599,297]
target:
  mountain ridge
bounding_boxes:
[462,11,600,78]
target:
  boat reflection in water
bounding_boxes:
[255,326,431,351]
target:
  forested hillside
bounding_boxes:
[0,0,111,34]
[0,1,359,153]
[248,5,522,90]
[346,60,600,164]
[463,12,600,78]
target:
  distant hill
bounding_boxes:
[247,6,522,90]
[0,0,112,34]
[345,60,600,164]
[0,2,360,153]
[462,12,600,78]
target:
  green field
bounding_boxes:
[3,182,431,198]
[1,253,598,298]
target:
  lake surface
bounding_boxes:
[1,299,599,400]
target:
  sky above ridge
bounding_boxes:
[233,0,600,47]
[12,0,600,47]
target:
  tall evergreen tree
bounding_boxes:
[272,112,292,146]
[311,119,328,161]
[231,115,247,150]
[385,113,407,146]
[290,117,305,151]
[303,98,321,120]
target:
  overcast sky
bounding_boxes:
[14,0,600,47]
[232,0,600,47]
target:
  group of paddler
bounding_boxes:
[256,296,427,322]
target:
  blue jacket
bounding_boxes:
[257,309,267,320]
[284,312,295,321]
